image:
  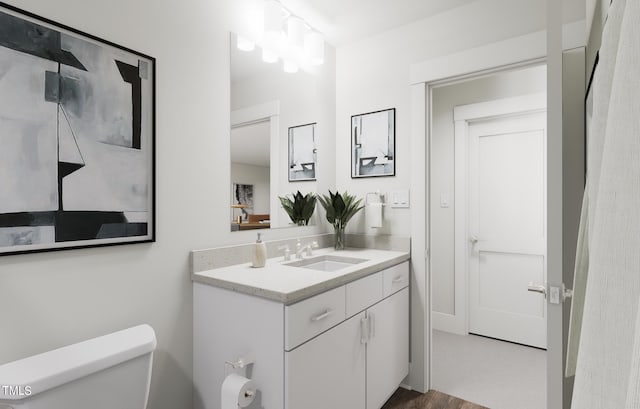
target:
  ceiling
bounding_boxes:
[281,0,478,46]
[231,120,271,167]
[278,0,585,47]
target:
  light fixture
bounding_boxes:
[287,16,306,50]
[283,60,298,73]
[262,30,284,63]
[263,0,283,34]
[305,31,324,65]
[236,35,255,52]
[258,0,325,72]
[262,47,279,63]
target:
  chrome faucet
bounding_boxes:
[278,245,291,261]
[296,241,319,258]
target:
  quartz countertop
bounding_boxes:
[191,247,410,305]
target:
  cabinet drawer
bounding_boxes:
[345,272,383,318]
[383,261,409,297]
[285,286,346,351]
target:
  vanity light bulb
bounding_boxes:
[263,0,283,33]
[304,31,324,65]
[287,16,306,50]
[262,48,279,63]
[283,60,298,73]
[236,35,255,52]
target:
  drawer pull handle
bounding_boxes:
[310,309,333,322]
[392,276,404,283]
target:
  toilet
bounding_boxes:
[0,324,156,409]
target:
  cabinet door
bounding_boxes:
[366,288,409,409]
[285,312,366,409]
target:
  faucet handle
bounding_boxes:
[278,245,291,261]
[305,241,319,257]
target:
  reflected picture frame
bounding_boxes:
[288,122,317,182]
[351,108,395,178]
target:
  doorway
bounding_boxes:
[429,64,548,409]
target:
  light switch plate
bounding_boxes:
[390,190,410,208]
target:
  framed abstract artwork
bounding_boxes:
[0,2,156,255]
[288,123,317,182]
[351,108,395,178]
[232,183,254,221]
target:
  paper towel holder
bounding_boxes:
[366,190,386,206]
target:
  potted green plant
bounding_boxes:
[278,191,317,226]
[318,190,364,250]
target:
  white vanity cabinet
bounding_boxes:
[284,261,409,409]
[193,258,409,409]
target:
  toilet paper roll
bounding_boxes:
[366,203,383,229]
[221,373,255,409]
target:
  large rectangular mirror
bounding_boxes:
[230,32,330,231]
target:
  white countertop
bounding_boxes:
[191,247,410,305]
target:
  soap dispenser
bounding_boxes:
[252,233,267,268]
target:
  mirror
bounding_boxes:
[288,123,317,182]
[230,32,327,231]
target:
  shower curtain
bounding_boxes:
[570,0,640,407]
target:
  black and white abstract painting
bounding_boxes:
[351,108,395,178]
[0,3,155,255]
[232,183,254,221]
[288,123,316,182]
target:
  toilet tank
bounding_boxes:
[0,324,156,409]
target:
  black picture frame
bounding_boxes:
[288,122,317,182]
[0,2,156,256]
[351,108,396,178]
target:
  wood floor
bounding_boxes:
[381,388,490,409]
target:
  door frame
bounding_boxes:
[451,93,548,337]
[408,20,584,407]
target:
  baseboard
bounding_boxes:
[432,311,466,335]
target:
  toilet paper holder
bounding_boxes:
[225,354,254,370]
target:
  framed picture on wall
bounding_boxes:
[0,2,156,256]
[351,108,395,178]
[288,123,317,182]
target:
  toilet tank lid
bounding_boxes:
[0,324,156,401]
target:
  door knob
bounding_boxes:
[527,282,547,299]
[470,235,479,244]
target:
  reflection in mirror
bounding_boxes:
[351,108,396,178]
[231,31,330,231]
[288,123,316,182]
[230,120,271,231]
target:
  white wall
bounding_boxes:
[430,65,547,315]
[230,162,270,215]
[0,1,329,409]
[336,0,584,236]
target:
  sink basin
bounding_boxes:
[286,254,368,272]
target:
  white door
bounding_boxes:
[366,288,409,409]
[467,110,547,349]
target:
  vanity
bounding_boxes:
[193,246,410,409]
